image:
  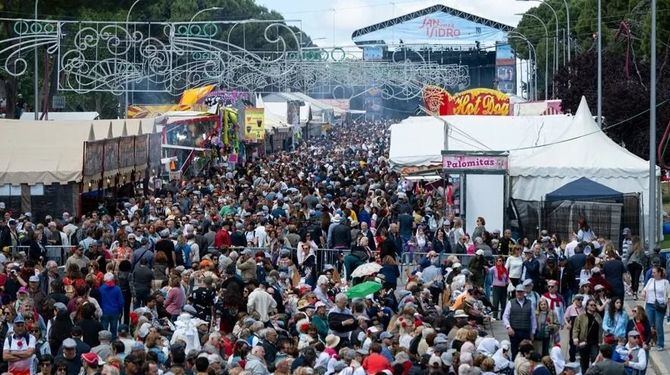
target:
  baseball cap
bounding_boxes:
[380,332,394,340]
[515,284,526,292]
[103,273,114,282]
[29,275,40,283]
[63,338,77,349]
[98,330,112,341]
[13,314,25,324]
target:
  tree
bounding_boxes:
[554,50,670,162]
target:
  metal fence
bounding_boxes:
[7,245,69,265]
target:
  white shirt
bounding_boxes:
[247,288,277,322]
[643,278,670,304]
[505,256,524,279]
[3,332,36,374]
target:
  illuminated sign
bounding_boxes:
[423,86,510,116]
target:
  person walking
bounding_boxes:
[99,273,124,339]
[491,256,510,319]
[640,265,670,351]
[627,237,645,299]
[572,298,602,373]
[502,284,536,359]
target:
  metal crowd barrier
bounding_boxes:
[8,245,69,265]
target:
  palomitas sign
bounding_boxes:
[442,152,508,173]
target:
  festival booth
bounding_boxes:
[509,97,657,243]
[390,97,656,241]
[0,119,159,220]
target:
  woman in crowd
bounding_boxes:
[534,298,559,356]
[641,266,670,351]
[505,245,524,287]
[603,297,628,342]
[627,236,645,300]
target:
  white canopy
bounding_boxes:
[389,112,570,170]
[20,112,100,121]
[0,118,156,185]
[389,97,656,224]
[0,121,91,185]
[509,97,656,218]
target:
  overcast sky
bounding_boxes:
[256,0,535,47]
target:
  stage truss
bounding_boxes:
[0,18,470,101]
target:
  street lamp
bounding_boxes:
[517,0,565,65]
[518,13,548,100]
[124,0,141,119]
[509,32,537,100]
[34,0,38,120]
[190,6,221,23]
[559,0,571,62]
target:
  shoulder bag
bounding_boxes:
[654,280,667,314]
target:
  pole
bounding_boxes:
[125,0,141,119]
[649,0,657,250]
[597,0,602,128]
[562,0,571,62]
[33,0,38,120]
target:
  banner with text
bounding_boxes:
[423,86,510,116]
[244,108,266,142]
[442,153,508,173]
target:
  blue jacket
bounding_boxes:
[99,283,124,316]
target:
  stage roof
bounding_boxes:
[352,4,513,47]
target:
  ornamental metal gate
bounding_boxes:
[0,18,470,100]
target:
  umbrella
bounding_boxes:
[346,281,382,299]
[349,262,382,278]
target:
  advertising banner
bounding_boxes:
[148,133,162,169]
[118,136,135,169]
[352,10,507,46]
[495,43,516,94]
[423,86,510,116]
[244,108,265,142]
[103,138,119,177]
[134,134,148,168]
[83,140,104,177]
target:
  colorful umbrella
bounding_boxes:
[349,262,382,278]
[346,281,382,299]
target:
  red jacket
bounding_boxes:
[214,229,231,249]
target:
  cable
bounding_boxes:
[507,99,669,152]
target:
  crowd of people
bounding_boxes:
[0,119,667,375]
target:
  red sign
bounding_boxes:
[423,86,510,116]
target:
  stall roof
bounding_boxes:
[20,112,100,121]
[389,113,569,170]
[545,177,623,201]
[0,121,92,185]
[0,118,157,185]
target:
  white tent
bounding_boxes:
[509,97,652,197]
[389,97,657,235]
[20,112,100,121]
[509,96,657,223]
[389,112,571,170]
[0,118,156,185]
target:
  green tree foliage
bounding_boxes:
[515,0,670,160]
